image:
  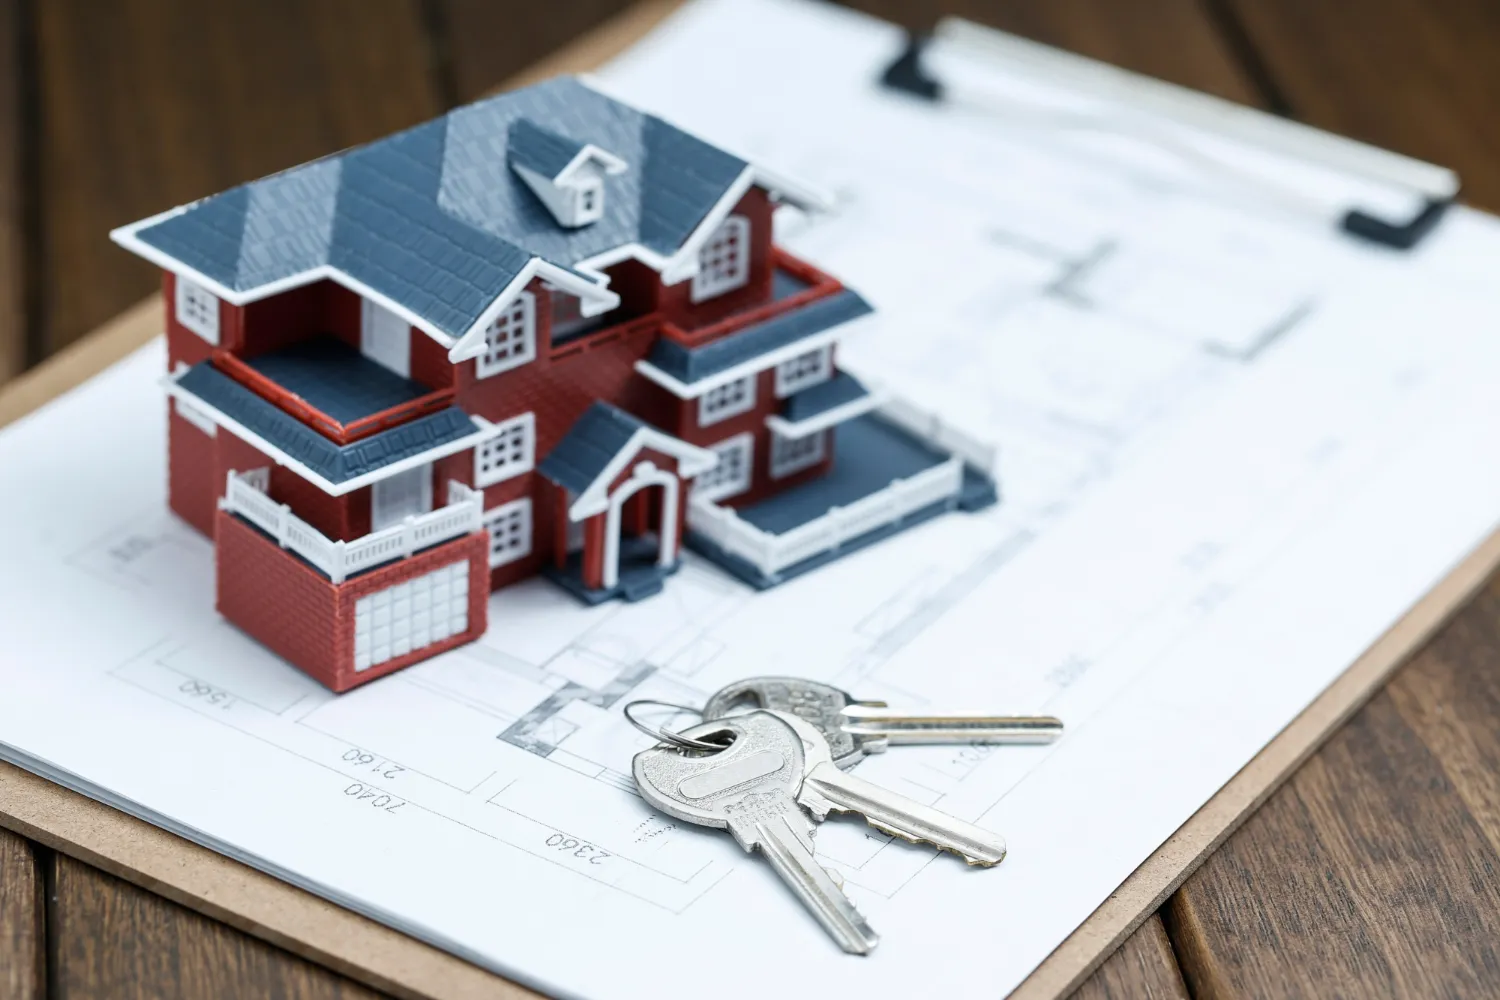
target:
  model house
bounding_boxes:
[112,76,996,693]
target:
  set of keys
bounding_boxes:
[627,677,1063,954]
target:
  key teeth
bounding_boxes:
[866,820,1005,867]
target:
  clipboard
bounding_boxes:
[0,4,1492,997]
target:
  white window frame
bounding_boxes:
[774,346,833,398]
[690,214,751,303]
[475,291,537,379]
[474,413,536,487]
[371,464,435,532]
[694,433,754,502]
[483,497,534,568]
[698,374,756,427]
[770,430,827,479]
[175,276,220,345]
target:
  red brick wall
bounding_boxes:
[656,188,776,333]
[163,271,240,369]
[215,512,488,693]
[167,403,219,536]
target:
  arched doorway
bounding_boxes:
[602,462,679,589]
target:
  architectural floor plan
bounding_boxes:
[6,0,1500,996]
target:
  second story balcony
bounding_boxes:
[214,335,454,444]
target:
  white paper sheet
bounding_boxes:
[5,0,1500,995]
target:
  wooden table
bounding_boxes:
[2,1,1499,996]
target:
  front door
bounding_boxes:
[371,465,433,531]
[361,300,411,378]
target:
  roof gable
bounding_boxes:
[538,402,717,518]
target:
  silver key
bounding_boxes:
[772,709,1008,867]
[632,711,880,955]
[703,676,1063,768]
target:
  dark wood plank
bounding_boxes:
[437,0,641,103]
[1165,592,1500,998]
[1069,915,1190,1000]
[0,829,44,1000]
[440,0,1260,109]
[1386,579,1500,862]
[844,0,1260,102]
[33,0,446,360]
[0,0,24,385]
[50,853,389,1000]
[1219,0,1500,209]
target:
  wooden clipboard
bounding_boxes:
[2,3,1497,996]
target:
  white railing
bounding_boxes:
[688,456,963,579]
[876,396,998,476]
[220,470,483,583]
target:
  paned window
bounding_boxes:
[775,346,832,397]
[770,430,827,479]
[698,374,756,426]
[483,498,533,568]
[476,291,536,378]
[690,215,751,303]
[694,433,754,502]
[175,276,220,344]
[475,413,535,487]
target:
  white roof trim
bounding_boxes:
[110,216,617,361]
[765,388,884,439]
[446,259,619,363]
[567,426,718,520]
[554,144,629,186]
[162,368,505,497]
[632,312,873,399]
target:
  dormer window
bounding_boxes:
[576,179,603,225]
[508,118,626,230]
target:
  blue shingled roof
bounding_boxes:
[782,371,871,422]
[537,402,646,494]
[127,77,748,342]
[508,118,587,179]
[176,362,480,485]
[646,289,873,385]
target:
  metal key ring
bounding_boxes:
[622,699,731,752]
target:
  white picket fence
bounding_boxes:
[876,396,998,476]
[688,455,963,579]
[220,469,483,583]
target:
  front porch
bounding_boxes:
[686,408,999,589]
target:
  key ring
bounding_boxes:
[622,699,731,752]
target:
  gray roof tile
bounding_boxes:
[176,362,480,484]
[782,371,871,422]
[130,77,747,341]
[537,402,646,494]
[646,289,873,385]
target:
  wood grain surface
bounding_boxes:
[1168,581,1500,997]
[1220,0,1500,210]
[50,854,383,1000]
[3,0,1500,998]
[0,828,43,1000]
[30,0,444,360]
[1070,915,1189,1000]
[0,0,25,383]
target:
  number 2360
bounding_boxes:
[546,833,608,865]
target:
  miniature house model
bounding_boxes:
[112,76,995,693]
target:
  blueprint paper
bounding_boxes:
[5,0,1500,996]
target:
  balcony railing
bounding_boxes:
[688,454,963,579]
[220,470,483,583]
